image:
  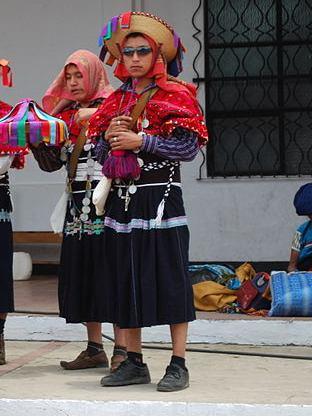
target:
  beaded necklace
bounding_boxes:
[63,102,99,228]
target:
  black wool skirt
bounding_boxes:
[0,220,14,313]
[94,184,196,329]
[58,181,107,323]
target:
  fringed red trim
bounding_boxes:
[0,144,29,155]
[162,117,208,146]
[88,88,209,145]
[0,146,28,169]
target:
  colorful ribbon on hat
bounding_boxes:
[168,36,185,77]
[98,12,131,46]
[0,98,68,149]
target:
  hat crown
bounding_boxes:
[99,11,185,75]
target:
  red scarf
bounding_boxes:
[114,34,197,97]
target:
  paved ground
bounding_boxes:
[6,275,312,415]
[1,340,312,404]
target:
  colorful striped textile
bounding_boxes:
[269,271,312,316]
[0,98,68,152]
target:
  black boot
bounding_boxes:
[100,358,151,387]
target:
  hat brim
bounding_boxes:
[105,14,177,63]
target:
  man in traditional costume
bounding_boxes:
[88,12,208,391]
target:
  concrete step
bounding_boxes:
[3,400,312,416]
[6,315,312,346]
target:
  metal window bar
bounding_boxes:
[193,0,312,178]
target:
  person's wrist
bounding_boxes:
[137,133,143,148]
[133,132,145,153]
[138,132,147,148]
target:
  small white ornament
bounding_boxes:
[142,118,149,128]
[128,184,137,194]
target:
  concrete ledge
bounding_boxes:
[1,399,312,416]
[6,315,312,345]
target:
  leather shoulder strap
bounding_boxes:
[68,127,87,180]
[129,87,158,130]
[68,102,103,180]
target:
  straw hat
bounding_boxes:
[99,11,183,64]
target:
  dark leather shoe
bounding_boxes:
[101,358,151,386]
[0,334,5,365]
[157,364,189,392]
[60,350,109,370]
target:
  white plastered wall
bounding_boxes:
[0,0,308,261]
[0,0,131,229]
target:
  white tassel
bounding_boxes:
[155,199,165,226]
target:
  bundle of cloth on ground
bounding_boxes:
[190,264,312,317]
[190,262,256,312]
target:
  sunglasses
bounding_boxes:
[122,46,153,57]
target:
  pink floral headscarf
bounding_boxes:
[42,49,114,113]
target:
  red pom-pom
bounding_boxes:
[103,150,141,179]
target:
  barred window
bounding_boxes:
[193,0,312,178]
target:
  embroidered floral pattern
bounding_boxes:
[0,209,11,222]
[64,217,104,236]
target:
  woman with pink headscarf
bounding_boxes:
[32,50,127,372]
